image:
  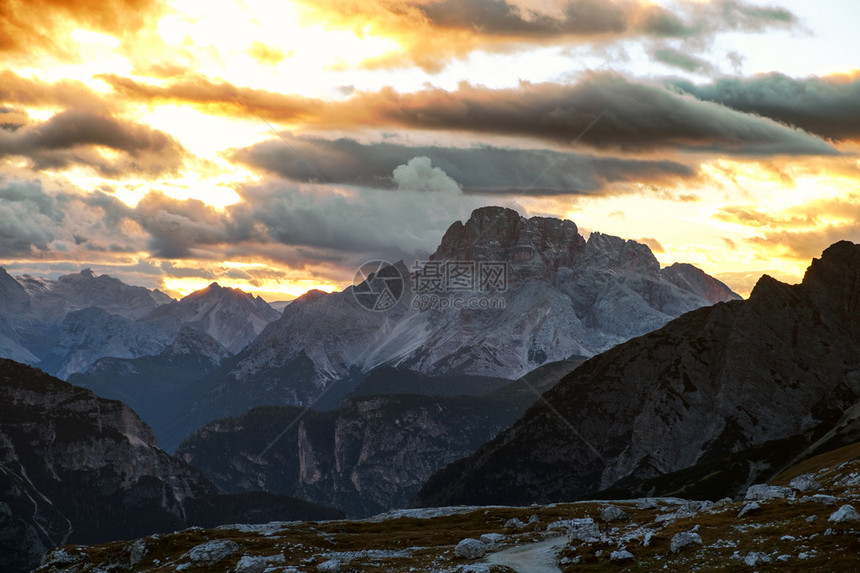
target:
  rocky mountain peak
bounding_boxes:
[581,232,661,276]
[164,326,231,363]
[801,240,860,335]
[0,267,30,313]
[430,206,585,279]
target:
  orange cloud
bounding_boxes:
[0,0,164,59]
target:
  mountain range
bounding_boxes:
[415,240,860,508]
[0,271,279,378]
[152,207,739,449]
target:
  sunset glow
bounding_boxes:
[2,0,859,300]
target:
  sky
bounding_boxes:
[1,0,859,300]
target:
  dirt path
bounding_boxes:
[484,536,566,573]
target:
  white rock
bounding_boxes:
[479,533,506,546]
[455,539,487,560]
[777,554,791,562]
[738,501,760,517]
[600,505,629,522]
[128,539,148,566]
[642,531,655,547]
[744,484,794,501]
[670,531,703,553]
[743,552,771,566]
[566,518,601,542]
[828,504,860,523]
[806,515,817,523]
[504,518,525,529]
[188,540,239,564]
[528,514,540,524]
[790,474,823,492]
[610,549,634,561]
[317,559,341,572]
[801,494,838,505]
[235,556,267,573]
[41,548,86,566]
[637,498,659,509]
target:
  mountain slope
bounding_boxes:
[0,359,341,573]
[415,241,860,508]
[177,363,582,518]
[0,271,280,378]
[142,282,279,353]
[68,327,232,452]
[187,207,738,437]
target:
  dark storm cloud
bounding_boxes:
[0,110,187,176]
[0,178,138,257]
[346,73,838,156]
[670,73,860,141]
[133,193,252,259]
[107,71,838,157]
[417,0,796,39]
[232,135,696,195]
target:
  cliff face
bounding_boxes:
[68,327,232,453]
[415,242,860,508]
[0,360,342,573]
[0,359,213,572]
[177,389,533,518]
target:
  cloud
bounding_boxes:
[99,73,319,120]
[0,110,187,176]
[0,71,114,112]
[291,0,796,70]
[133,193,246,258]
[0,0,164,57]
[0,177,140,257]
[652,47,713,74]
[392,156,462,194]
[231,160,499,263]
[0,155,502,274]
[670,72,860,141]
[338,74,836,155]
[637,236,665,253]
[122,71,839,157]
[231,134,697,195]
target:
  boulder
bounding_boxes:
[600,505,629,522]
[455,539,487,560]
[744,485,794,501]
[828,504,860,523]
[670,531,703,553]
[188,540,238,564]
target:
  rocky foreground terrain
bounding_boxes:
[35,441,860,572]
